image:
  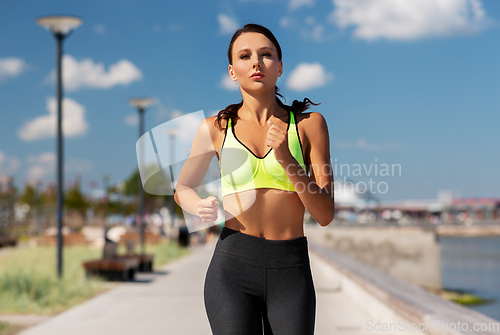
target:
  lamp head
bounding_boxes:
[128,97,155,110]
[36,15,83,35]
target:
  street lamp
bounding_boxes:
[128,97,155,255]
[165,128,178,233]
[102,174,110,258]
[36,15,82,279]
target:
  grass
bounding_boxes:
[0,239,191,316]
[0,321,21,335]
[439,290,486,305]
[114,239,192,271]
[426,288,488,306]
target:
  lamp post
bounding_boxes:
[128,97,155,255]
[165,128,178,232]
[102,174,110,258]
[116,180,125,220]
[36,15,82,279]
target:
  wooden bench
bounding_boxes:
[116,240,154,272]
[0,235,17,248]
[83,258,140,281]
[82,242,140,281]
[114,254,154,272]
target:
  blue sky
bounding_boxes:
[0,0,499,202]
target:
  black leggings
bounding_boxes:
[204,227,316,335]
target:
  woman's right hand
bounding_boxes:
[198,196,219,223]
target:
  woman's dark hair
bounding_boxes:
[214,23,320,131]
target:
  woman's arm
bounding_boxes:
[174,118,217,216]
[267,112,335,226]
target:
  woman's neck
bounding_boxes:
[239,90,286,126]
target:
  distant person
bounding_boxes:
[174,23,335,334]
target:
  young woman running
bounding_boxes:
[174,23,335,335]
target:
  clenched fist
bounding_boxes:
[198,196,219,224]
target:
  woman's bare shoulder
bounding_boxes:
[296,112,328,137]
[296,111,326,125]
[203,115,228,158]
[205,115,228,136]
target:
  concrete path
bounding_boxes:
[16,238,373,335]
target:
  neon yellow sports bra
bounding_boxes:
[220,111,306,197]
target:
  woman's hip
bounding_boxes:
[213,227,311,268]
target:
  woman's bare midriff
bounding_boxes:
[211,114,309,241]
[222,189,306,240]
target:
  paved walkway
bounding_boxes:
[16,238,373,335]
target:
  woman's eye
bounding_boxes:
[240,54,249,59]
[263,53,271,57]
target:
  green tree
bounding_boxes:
[65,182,89,216]
[20,184,41,207]
[124,168,182,217]
[124,169,140,196]
[0,176,18,232]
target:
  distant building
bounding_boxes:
[362,189,499,224]
[331,184,500,225]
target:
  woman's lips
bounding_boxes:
[251,73,265,79]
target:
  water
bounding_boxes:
[439,236,500,321]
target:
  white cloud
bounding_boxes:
[18,97,89,141]
[0,58,28,82]
[124,114,139,126]
[280,17,293,29]
[310,25,325,41]
[66,158,93,174]
[334,138,404,150]
[44,55,142,91]
[329,0,492,41]
[26,152,55,182]
[218,14,239,35]
[93,24,106,35]
[169,112,206,143]
[287,62,333,91]
[25,152,93,184]
[0,151,21,175]
[220,73,239,91]
[290,0,315,10]
[282,16,335,42]
[301,24,325,42]
[282,16,326,42]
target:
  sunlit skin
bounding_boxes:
[174,32,335,240]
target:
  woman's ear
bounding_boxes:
[228,65,237,81]
[278,60,283,78]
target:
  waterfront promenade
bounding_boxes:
[14,238,374,335]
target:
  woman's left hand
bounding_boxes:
[267,118,292,165]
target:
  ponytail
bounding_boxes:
[214,101,242,131]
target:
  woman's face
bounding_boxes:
[229,32,282,93]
